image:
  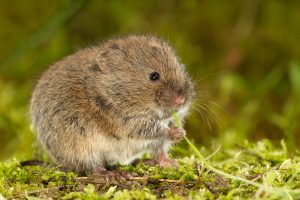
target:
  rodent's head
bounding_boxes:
[97,35,195,118]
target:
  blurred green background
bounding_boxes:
[1,0,300,161]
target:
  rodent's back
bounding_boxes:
[30,48,106,169]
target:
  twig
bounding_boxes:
[205,145,222,161]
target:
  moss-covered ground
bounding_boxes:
[1,139,299,200]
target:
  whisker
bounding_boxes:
[193,94,211,102]
[193,106,213,132]
[199,103,222,128]
[192,105,205,123]
[195,88,213,92]
[201,110,213,132]
[197,103,221,129]
[193,92,232,125]
[197,69,231,82]
[208,101,233,119]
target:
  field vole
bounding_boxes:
[30,35,195,174]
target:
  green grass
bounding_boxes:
[1,139,299,199]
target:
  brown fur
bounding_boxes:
[30,35,195,173]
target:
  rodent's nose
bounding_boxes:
[174,95,186,106]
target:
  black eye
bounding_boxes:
[149,72,160,81]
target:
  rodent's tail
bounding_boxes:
[19,160,70,173]
[20,159,47,167]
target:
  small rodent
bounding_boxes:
[30,35,195,174]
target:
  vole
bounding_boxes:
[30,35,195,174]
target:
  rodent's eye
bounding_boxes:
[149,72,160,81]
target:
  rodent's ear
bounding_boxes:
[109,43,120,50]
[102,41,123,53]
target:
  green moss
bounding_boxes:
[61,184,104,200]
[61,184,156,200]
[122,157,198,181]
[0,159,77,199]
[0,140,300,199]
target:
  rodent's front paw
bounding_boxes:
[168,127,186,143]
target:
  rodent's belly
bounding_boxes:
[91,134,170,166]
[105,138,168,165]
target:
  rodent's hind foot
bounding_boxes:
[91,164,136,182]
[132,158,157,166]
[133,152,179,169]
[158,158,178,169]
[92,164,115,177]
[156,151,179,169]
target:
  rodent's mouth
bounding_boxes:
[154,99,190,119]
[152,107,171,119]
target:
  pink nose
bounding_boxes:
[174,95,186,106]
